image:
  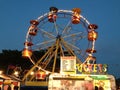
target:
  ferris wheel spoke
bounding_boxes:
[65,42,82,53]
[53,21,59,35]
[63,35,88,58]
[63,32,85,39]
[39,28,56,39]
[63,32,86,45]
[62,38,84,57]
[65,42,86,60]
[61,38,82,63]
[62,21,72,35]
[33,39,56,50]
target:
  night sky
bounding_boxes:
[0,0,120,78]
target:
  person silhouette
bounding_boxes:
[98,86,104,90]
[8,85,11,90]
[95,86,98,90]
[14,86,19,90]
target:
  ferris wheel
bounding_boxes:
[22,7,98,81]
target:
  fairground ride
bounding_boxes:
[22,7,98,82]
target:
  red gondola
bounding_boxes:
[48,13,57,22]
[86,56,96,61]
[24,42,33,46]
[48,7,58,22]
[72,8,81,24]
[30,20,39,25]
[86,49,97,53]
[22,49,32,58]
[28,25,38,36]
[88,31,98,41]
[88,24,98,29]
[36,70,46,80]
[49,7,58,13]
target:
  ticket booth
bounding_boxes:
[48,73,116,90]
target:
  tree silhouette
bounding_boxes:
[0,49,45,74]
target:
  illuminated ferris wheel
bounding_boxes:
[22,7,98,81]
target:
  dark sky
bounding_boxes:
[0,0,120,78]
